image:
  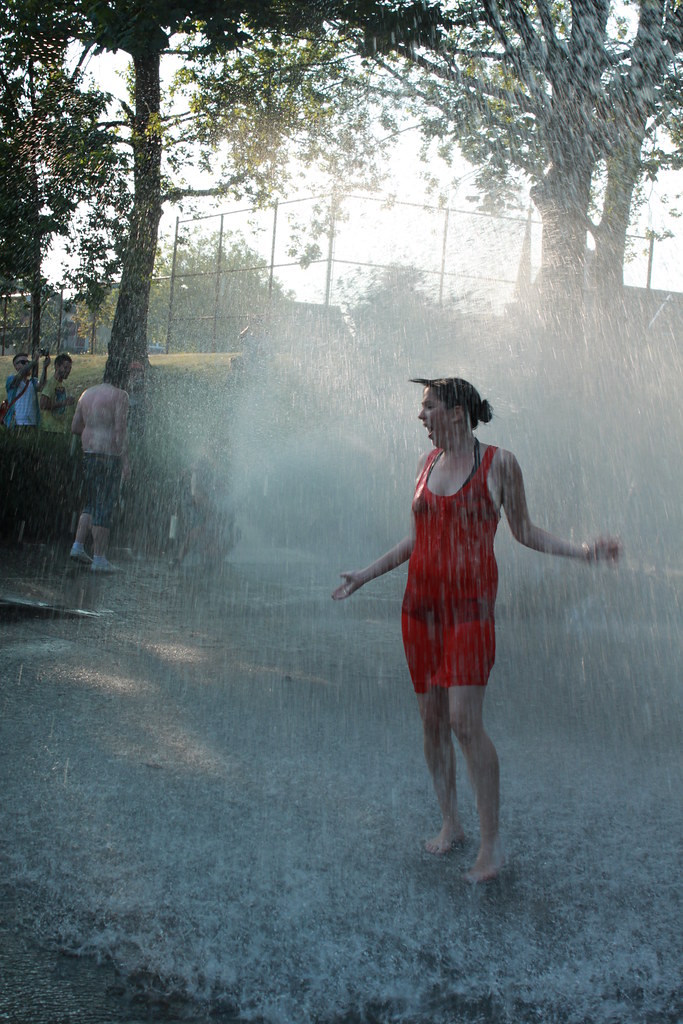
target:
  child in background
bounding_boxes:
[173,458,239,569]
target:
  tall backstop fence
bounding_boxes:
[1,191,674,357]
[162,194,534,354]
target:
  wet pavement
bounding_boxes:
[0,541,242,1023]
[1,541,681,1024]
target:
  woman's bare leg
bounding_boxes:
[417,688,466,854]
[449,686,504,882]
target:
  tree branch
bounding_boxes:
[664,0,683,53]
[68,42,96,85]
[374,51,542,121]
[508,2,543,56]
[162,173,251,204]
[0,65,20,119]
[475,1,550,105]
[535,0,567,65]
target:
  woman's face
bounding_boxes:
[418,387,462,448]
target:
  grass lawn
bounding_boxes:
[1,352,241,399]
[0,351,243,546]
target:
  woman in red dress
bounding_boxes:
[333,378,620,882]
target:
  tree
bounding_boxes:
[344,262,464,347]
[73,0,445,385]
[55,2,419,383]
[592,2,683,301]
[175,32,387,204]
[366,0,683,323]
[0,1,124,355]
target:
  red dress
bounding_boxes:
[401,444,500,692]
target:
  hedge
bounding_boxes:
[0,354,242,552]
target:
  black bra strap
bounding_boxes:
[461,437,480,488]
[427,437,481,491]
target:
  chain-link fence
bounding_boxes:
[154,193,673,354]
[159,195,538,353]
[1,192,675,357]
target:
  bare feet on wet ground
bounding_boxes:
[424,821,466,856]
[425,826,505,883]
[463,838,505,884]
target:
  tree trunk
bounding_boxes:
[104,52,162,387]
[526,0,608,336]
[29,259,41,357]
[530,154,593,334]
[27,62,42,360]
[593,129,645,302]
[29,184,42,359]
[591,0,666,323]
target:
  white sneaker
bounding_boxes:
[70,546,92,565]
[90,559,120,574]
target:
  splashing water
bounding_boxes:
[1,300,681,1024]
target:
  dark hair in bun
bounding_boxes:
[410,377,493,428]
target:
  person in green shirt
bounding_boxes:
[39,353,76,433]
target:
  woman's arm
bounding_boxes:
[497,449,621,562]
[332,534,415,600]
[332,452,428,600]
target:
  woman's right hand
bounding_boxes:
[332,571,365,600]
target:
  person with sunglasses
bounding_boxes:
[3,351,50,428]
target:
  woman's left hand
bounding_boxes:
[332,570,365,600]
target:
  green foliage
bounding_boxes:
[80,0,252,58]
[0,429,83,542]
[343,261,465,342]
[150,228,288,352]
[174,27,391,204]
[3,0,511,376]
[0,291,31,353]
[369,0,683,291]
[0,352,241,550]
[0,1,128,318]
[0,287,77,353]
[76,1,419,382]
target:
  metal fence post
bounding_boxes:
[165,216,180,354]
[212,213,224,353]
[325,194,337,307]
[269,200,279,299]
[439,207,450,305]
[646,234,655,290]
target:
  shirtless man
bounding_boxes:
[69,380,130,572]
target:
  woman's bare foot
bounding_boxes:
[424,822,466,855]
[463,838,505,882]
